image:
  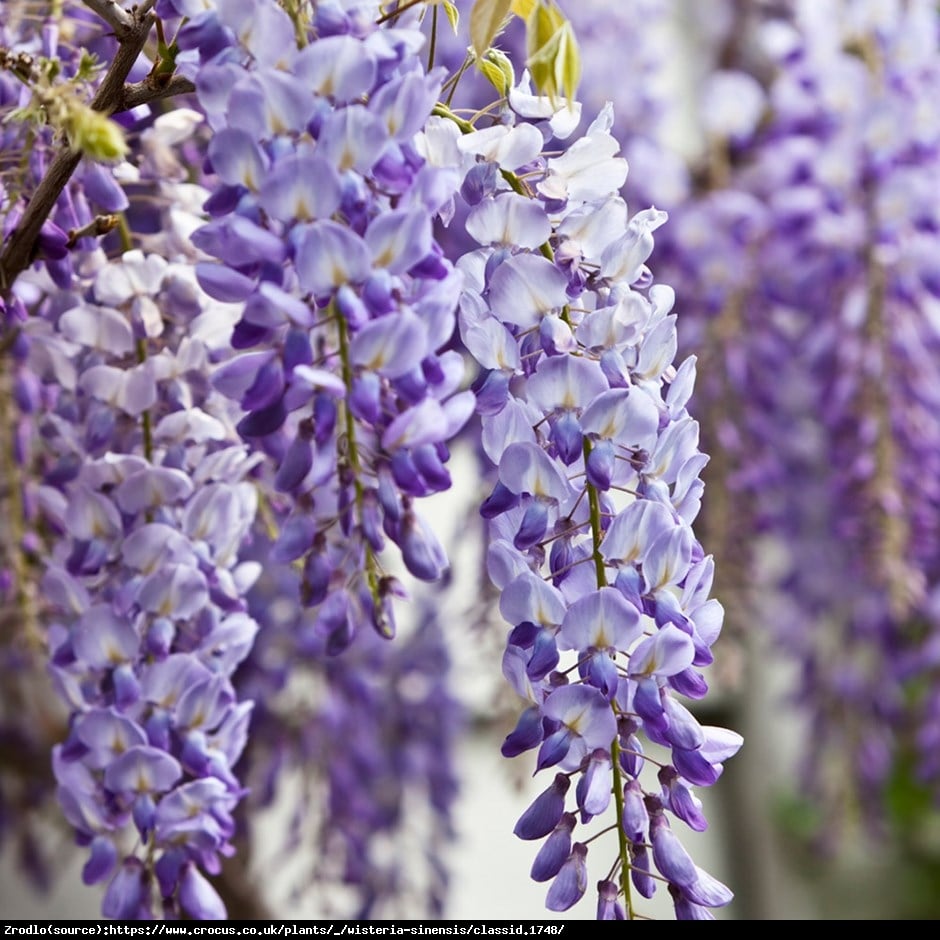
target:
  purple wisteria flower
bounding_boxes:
[606,0,940,839]
[175,0,474,656]
[0,0,745,922]
[235,531,462,919]
[7,73,261,911]
[435,68,740,917]
[36,244,260,917]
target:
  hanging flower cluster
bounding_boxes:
[23,133,262,912]
[583,0,940,837]
[0,0,739,921]
[237,539,462,918]
[426,65,740,915]
[170,0,474,652]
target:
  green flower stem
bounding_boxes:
[335,307,382,608]
[583,439,607,589]
[583,436,635,919]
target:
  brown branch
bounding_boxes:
[79,0,135,38]
[120,72,196,111]
[66,213,120,247]
[0,6,155,293]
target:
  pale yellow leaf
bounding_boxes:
[443,0,459,33]
[470,0,514,57]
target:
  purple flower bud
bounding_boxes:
[660,768,708,832]
[575,749,612,819]
[349,372,382,424]
[621,779,649,843]
[526,629,560,682]
[536,727,573,771]
[38,219,69,260]
[545,842,588,912]
[273,515,317,564]
[596,879,626,920]
[412,443,452,492]
[630,845,656,899]
[112,664,142,710]
[549,412,583,466]
[82,837,117,886]
[179,864,226,920]
[586,438,615,490]
[650,813,697,890]
[501,706,545,758]
[461,162,499,206]
[514,501,550,551]
[196,263,256,302]
[273,436,313,493]
[390,450,425,498]
[669,666,709,700]
[102,858,147,919]
[633,678,666,732]
[472,369,511,417]
[530,813,575,882]
[514,774,570,840]
[132,793,157,839]
[481,481,520,519]
[144,618,175,660]
[672,746,720,788]
[400,510,448,581]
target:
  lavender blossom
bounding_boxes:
[438,68,739,917]
[179,0,473,655]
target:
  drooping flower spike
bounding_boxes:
[176,0,474,654]
[432,69,739,917]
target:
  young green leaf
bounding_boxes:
[65,104,129,162]
[556,20,581,103]
[476,48,515,96]
[443,0,459,33]
[470,0,514,58]
[524,0,579,103]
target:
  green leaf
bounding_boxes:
[526,27,563,100]
[487,47,516,94]
[442,0,459,33]
[525,0,565,61]
[476,48,515,96]
[477,57,506,95]
[524,0,579,103]
[556,20,580,103]
[66,106,128,162]
[470,0,514,58]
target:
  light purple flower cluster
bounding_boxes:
[587,0,940,834]
[236,536,462,919]
[432,78,740,917]
[0,0,743,921]
[6,88,263,913]
[34,249,260,917]
[741,0,940,824]
[165,0,473,651]
[0,4,160,897]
